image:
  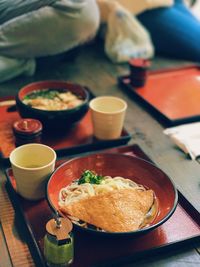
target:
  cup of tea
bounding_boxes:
[89,96,127,140]
[9,143,56,200]
[129,58,151,87]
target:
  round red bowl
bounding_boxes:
[47,153,178,236]
[16,80,89,131]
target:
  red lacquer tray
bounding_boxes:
[5,144,200,267]
[118,65,200,126]
[0,96,131,161]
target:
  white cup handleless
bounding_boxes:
[89,96,127,140]
[9,143,56,200]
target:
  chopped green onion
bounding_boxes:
[24,89,61,100]
[78,170,105,185]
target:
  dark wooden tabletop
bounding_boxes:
[0,41,199,267]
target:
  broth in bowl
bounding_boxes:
[23,89,84,111]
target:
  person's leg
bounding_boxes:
[0,0,100,58]
[0,0,99,82]
[0,56,36,83]
[137,1,200,61]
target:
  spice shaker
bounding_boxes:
[12,118,43,146]
[129,58,151,87]
[44,214,74,267]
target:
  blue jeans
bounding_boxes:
[137,0,200,61]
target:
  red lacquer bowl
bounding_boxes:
[47,153,178,236]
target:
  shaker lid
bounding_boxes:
[13,118,43,135]
[46,217,73,241]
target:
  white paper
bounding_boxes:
[163,122,200,160]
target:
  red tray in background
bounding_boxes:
[0,96,131,161]
[5,144,200,267]
[118,65,200,126]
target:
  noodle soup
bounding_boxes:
[47,153,178,236]
[59,170,158,233]
[23,89,84,111]
[16,81,90,130]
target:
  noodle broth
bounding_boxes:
[23,89,84,111]
[58,173,159,233]
[47,153,178,236]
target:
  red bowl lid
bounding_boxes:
[13,118,43,135]
[129,58,151,68]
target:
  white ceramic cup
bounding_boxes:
[9,143,56,200]
[89,96,127,140]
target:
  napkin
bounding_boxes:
[163,122,200,160]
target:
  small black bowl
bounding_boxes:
[16,80,89,131]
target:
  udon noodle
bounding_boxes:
[59,176,146,207]
[58,171,158,232]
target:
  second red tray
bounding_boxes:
[119,65,200,126]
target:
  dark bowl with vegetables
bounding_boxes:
[16,80,89,131]
[47,153,178,236]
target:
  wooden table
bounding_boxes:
[0,41,199,267]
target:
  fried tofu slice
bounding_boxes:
[60,188,154,232]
